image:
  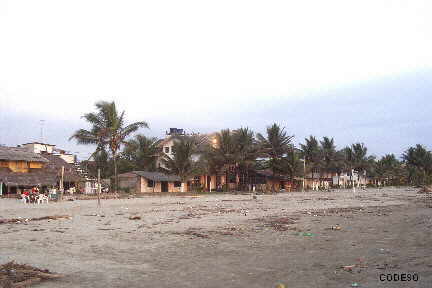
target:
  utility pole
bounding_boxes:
[97,168,101,207]
[40,120,45,142]
[352,169,356,194]
[301,159,306,192]
[60,166,64,201]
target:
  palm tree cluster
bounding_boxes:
[70,101,149,192]
[402,144,432,186]
[71,101,431,191]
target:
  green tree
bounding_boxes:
[320,137,338,172]
[300,136,321,177]
[257,123,294,190]
[402,144,432,185]
[122,134,161,171]
[70,101,148,192]
[284,147,303,183]
[375,154,405,186]
[209,129,238,190]
[160,136,200,192]
[233,127,259,190]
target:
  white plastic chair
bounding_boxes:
[37,194,49,204]
[21,194,29,204]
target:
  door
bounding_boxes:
[161,181,168,192]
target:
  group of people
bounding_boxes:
[22,186,48,204]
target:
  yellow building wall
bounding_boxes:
[0,160,44,172]
[139,177,182,193]
[7,161,29,173]
[29,162,44,169]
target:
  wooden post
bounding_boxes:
[97,168,101,207]
[60,166,64,201]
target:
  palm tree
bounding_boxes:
[375,154,404,186]
[320,137,337,172]
[160,136,200,192]
[123,134,161,171]
[300,136,321,184]
[284,147,303,184]
[402,144,432,185]
[341,143,374,186]
[70,101,148,192]
[257,123,294,190]
[233,127,259,190]
[300,136,321,168]
[208,129,238,191]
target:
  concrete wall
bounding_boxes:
[59,154,76,164]
[22,143,55,154]
[138,177,182,193]
[118,173,139,193]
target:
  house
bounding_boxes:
[21,142,96,193]
[0,146,52,194]
[0,144,88,195]
[118,171,182,193]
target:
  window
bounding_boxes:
[164,147,170,153]
[147,180,155,187]
[174,181,181,187]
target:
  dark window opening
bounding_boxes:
[174,181,181,187]
[148,180,155,187]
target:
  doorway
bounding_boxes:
[161,181,168,192]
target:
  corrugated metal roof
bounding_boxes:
[0,147,49,162]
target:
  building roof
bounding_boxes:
[39,154,81,182]
[122,171,181,182]
[255,169,290,180]
[0,147,49,163]
[0,151,82,187]
[0,170,57,186]
[21,142,55,146]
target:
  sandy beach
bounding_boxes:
[1,187,431,288]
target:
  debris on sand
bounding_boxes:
[128,216,141,220]
[173,228,209,238]
[418,186,432,193]
[295,232,315,237]
[0,261,62,288]
[0,215,71,225]
[257,216,297,231]
[325,225,342,231]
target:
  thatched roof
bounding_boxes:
[0,171,57,186]
[0,147,49,162]
[0,152,82,187]
[120,171,181,182]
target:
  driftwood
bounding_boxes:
[12,277,42,288]
[0,215,71,225]
[0,261,62,288]
[419,186,432,193]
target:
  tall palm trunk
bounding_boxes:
[113,150,118,193]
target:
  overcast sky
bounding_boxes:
[0,0,431,159]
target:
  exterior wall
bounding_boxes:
[29,162,44,169]
[138,177,181,193]
[1,160,30,173]
[118,174,139,193]
[162,139,175,158]
[140,177,158,193]
[0,160,45,172]
[59,154,75,164]
[22,143,55,154]
[168,182,182,193]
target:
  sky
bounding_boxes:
[0,0,431,160]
